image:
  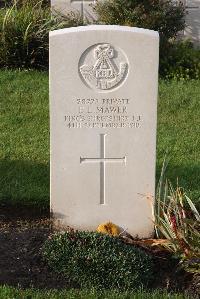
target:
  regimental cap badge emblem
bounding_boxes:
[79,43,129,91]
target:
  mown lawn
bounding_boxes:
[0,70,49,206]
[157,79,200,202]
[0,70,199,207]
[0,286,190,299]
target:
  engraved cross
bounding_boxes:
[80,134,126,205]
[71,0,96,19]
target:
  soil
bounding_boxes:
[0,203,75,289]
[0,203,199,297]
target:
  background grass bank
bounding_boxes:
[0,70,199,207]
[0,285,190,299]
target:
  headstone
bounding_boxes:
[50,25,159,238]
[184,0,200,46]
[51,0,97,21]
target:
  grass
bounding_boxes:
[157,79,200,203]
[0,70,49,206]
[0,70,199,207]
[0,286,190,299]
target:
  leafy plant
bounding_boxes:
[42,231,154,289]
[154,157,200,272]
[0,0,83,69]
[160,40,200,80]
[1,0,50,8]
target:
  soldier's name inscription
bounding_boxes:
[64,97,142,129]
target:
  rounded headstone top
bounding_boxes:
[49,25,159,38]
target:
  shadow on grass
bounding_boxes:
[0,159,49,208]
[0,158,199,209]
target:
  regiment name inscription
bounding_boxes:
[64,97,142,129]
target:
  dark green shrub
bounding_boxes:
[0,0,83,69]
[93,0,185,42]
[160,40,200,79]
[42,231,154,290]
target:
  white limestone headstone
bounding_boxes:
[50,25,159,238]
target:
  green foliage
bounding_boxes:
[154,157,200,272]
[1,0,50,8]
[0,0,83,69]
[42,231,154,290]
[160,41,200,80]
[93,0,185,41]
[0,0,51,69]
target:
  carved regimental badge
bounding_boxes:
[79,43,129,91]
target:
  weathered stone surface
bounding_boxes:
[184,0,200,46]
[50,25,159,237]
[51,0,97,20]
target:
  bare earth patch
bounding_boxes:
[0,204,75,289]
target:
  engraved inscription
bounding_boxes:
[64,97,142,129]
[79,44,129,91]
[80,134,126,205]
